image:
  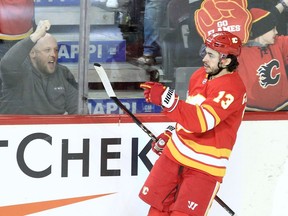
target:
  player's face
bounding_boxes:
[202,47,221,75]
[260,27,278,45]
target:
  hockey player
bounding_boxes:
[139,31,247,216]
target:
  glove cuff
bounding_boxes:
[161,87,178,109]
[166,125,175,133]
[163,125,175,139]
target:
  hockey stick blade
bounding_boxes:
[94,63,236,216]
[94,63,157,142]
[93,63,116,97]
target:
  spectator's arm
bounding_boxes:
[0,37,35,86]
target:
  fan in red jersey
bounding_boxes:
[139,31,247,216]
[0,0,34,41]
[237,4,288,111]
[0,0,35,97]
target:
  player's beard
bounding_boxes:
[210,67,221,76]
[205,63,224,79]
[205,63,221,75]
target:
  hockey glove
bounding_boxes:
[152,125,175,155]
[140,82,179,111]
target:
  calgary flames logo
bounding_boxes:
[257,59,280,89]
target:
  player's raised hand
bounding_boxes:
[140,82,166,105]
[140,82,179,111]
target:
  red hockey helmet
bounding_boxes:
[205,31,242,57]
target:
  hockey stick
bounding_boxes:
[93,63,157,142]
[94,63,237,216]
[215,196,236,216]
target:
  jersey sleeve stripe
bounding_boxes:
[202,104,221,125]
[196,105,207,132]
[202,107,216,130]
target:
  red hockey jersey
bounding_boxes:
[163,67,246,182]
[0,0,34,40]
[237,36,288,111]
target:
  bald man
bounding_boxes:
[0,20,78,114]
